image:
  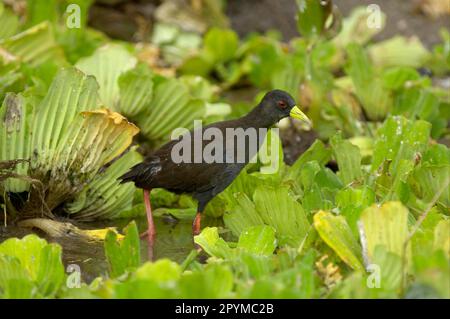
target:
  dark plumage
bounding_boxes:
[119,90,311,259]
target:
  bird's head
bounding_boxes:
[259,90,312,128]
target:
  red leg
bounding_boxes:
[192,212,202,251]
[192,212,202,236]
[143,189,156,261]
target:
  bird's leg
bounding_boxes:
[192,212,202,251]
[192,212,202,236]
[143,189,156,261]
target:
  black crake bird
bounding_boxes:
[119,90,311,259]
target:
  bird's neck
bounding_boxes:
[241,104,275,128]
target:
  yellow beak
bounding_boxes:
[290,105,312,128]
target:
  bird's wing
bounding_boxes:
[132,118,259,192]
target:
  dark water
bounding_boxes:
[57,216,195,282]
[0,216,204,283]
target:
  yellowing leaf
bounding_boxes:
[360,201,411,263]
[314,210,364,270]
[433,220,450,256]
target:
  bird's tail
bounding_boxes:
[119,162,149,184]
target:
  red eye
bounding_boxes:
[278,101,287,109]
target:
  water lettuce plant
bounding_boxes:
[0,0,448,300]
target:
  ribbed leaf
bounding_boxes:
[0,234,65,298]
[285,139,332,182]
[203,28,239,64]
[237,225,277,256]
[314,210,364,270]
[333,7,385,47]
[104,221,141,278]
[433,220,450,255]
[66,148,142,220]
[0,93,32,192]
[0,22,65,66]
[194,227,234,259]
[138,78,206,143]
[345,43,392,120]
[31,67,100,173]
[369,36,429,69]
[254,186,310,247]
[410,165,450,209]
[0,3,19,40]
[224,185,310,248]
[371,116,431,173]
[76,44,137,109]
[118,63,153,117]
[223,192,265,235]
[43,109,139,209]
[330,133,362,185]
[0,256,34,298]
[360,201,411,264]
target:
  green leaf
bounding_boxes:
[433,220,450,255]
[66,148,143,220]
[360,201,411,264]
[193,227,233,259]
[372,245,403,291]
[0,234,65,297]
[0,3,19,40]
[296,0,333,39]
[369,36,429,69]
[330,133,363,185]
[409,164,450,209]
[22,67,139,213]
[297,161,342,212]
[422,144,450,166]
[411,250,449,298]
[237,225,277,256]
[223,192,266,235]
[333,6,385,47]
[371,116,431,174]
[104,221,141,278]
[0,22,65,67]
[0,256,34,298]
[31,67,99,172]
[0,235,48,281]
[135,259,182,283]
[345,43,392,120]
[313,210,364,270]
[26,0,58,26]
[137,78,206,143]
[336,186,375,234]
[253,186,310,247]
[108,258,181,298]
[245,36,285,88]
[285,140,332,182]
[179,264,233,298]
[0,93,33,192]
[118,63,153,117]
[203,28,239,64]
[270,56,303,99]
[76,44,137,109]
[382,67,420,90]
[393,88,439,122]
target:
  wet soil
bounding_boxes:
[227,0,449,48]
[89,1,450,48]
